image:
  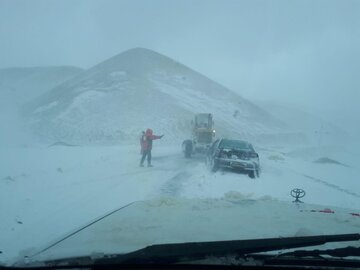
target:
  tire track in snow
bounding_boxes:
[295,171,360,199]
[147,151,204,197]
[160,171,192,197]
[157,156,200,197]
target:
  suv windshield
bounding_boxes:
[219,139,253,150]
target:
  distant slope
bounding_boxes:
[0,66,83,146]
[255,100,350,145]
[25,48,290,145]
[0,66,84,105]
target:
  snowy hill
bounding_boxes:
[25,48,292,145]
[254,100,350,146]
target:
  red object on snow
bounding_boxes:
[306,208,334,213]
[301,209,360,217]
[319,208,334,213]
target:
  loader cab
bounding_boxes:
[192,113,215,147]
[193,113,214,129]
[183,113,216,158]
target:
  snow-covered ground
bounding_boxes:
[1,143,359,264]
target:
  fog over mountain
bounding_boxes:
[1,1,359,141]
[0,66,83,104]
[14,47,349,148]
[0,66,83,146]
[1,3,360,267]
[24,48,290,145]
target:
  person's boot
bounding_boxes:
[147,163,153,167]
[140,163,144,167]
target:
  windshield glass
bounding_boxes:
[0,0,359,267]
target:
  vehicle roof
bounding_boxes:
[216,138,254,150]
[219,138,251,144]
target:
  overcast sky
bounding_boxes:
[0,0,359,135]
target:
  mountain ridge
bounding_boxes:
[24,48,293,145]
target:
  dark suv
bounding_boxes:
[206,138,260,178]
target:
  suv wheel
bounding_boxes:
[248,170,256,179]
[210,158,218,172]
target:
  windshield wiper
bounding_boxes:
[95,233,360,264]
[279,246,360,258]
[20,233,359,268]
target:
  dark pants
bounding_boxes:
[140,149,152,165]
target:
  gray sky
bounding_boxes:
[1,0,359,135]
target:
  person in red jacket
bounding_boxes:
[140,128,164,167]
[139,131,145,154]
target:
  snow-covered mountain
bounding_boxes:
[25,48,291,145]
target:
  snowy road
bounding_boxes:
[0,145,201,262]
[1,144,359,263]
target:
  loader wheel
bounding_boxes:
[209,158,219,172]
[183,140,193,158]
